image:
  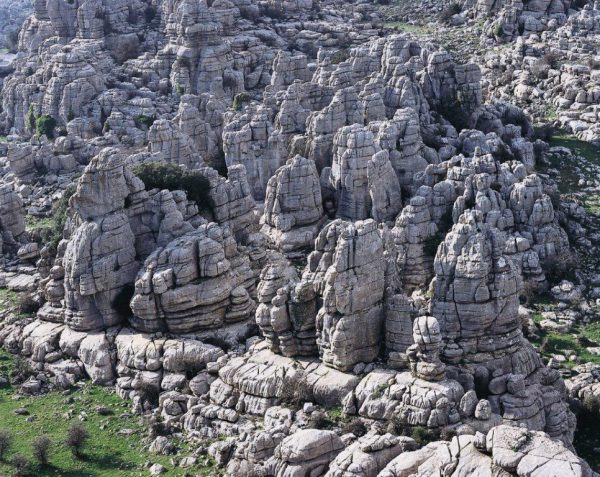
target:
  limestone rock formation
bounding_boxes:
[261,155,326,253]
[130,223,256,334]
[308,219,385,371]
[380,425,594,477]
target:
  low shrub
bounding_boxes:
[410,426,439,447]
[11,357,34,384]
[30,186,75,250]
[138,381,160,407]
[144,5,156,23]
[0,430,11,461]
[232,92,250,111]
[35,115,56,139]
[342,418,367,437]
[66,424,89,458]
[17,293,40,316]
[280,371,312,409]
[440,2,462,23]
[32,435,52,465]
[11,453,29,477]
[331,49,350,65]
[134,114,155,129]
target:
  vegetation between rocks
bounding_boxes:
[131,161,212,211]
[0,349,217,476]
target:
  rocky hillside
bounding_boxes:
[0,0,31,50]
[0,0,599,476]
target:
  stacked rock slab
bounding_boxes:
[255,253,319,357]
[384,293,416,369]
[271,429,344,476]
[114,330,224,410]
[325,433,418,477]
[261,155,326,253]
[63,148,142,331]
[0,183,26,254]
[302,219,385,371]
[407,316,446,382]
[222,105,287,201]
[203,164,258,240]
[431,209,575,442]
[329,124,378,221]
[183,344,360,436]
[379,425,594,477]
[129,222,256,334]
[431,209,528,365]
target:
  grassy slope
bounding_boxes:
[0,350,218,476]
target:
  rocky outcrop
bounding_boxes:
[328,125,377,221]
[129,223,256,334]
[255,253,318,357]
[261,155,325,253]
[0,183,26,254]
[381,424,594,477]
[63,148,142,331]
[307,219,385,371]
[272,429,344,476]
[223,106,287,201]
[325,433,417,477]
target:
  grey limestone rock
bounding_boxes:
[261,155,325,253]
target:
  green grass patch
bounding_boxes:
[548,131,600,195]
[549,132,600,162]
[25,216,54,233]
[0,136,7,143]
[0,288,19,309]
[531,323,600,368]
[545,105,558,121]
[0,349,219,476]
[581,323,600,344]
[384,22,432,35]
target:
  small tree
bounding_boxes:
[11,453,29,477]
[66,425,89,458]
[35,115,57,139]
[0,430,11,460]
[32,435,51,465]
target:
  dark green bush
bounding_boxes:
[331,49,350,64]
[35,115,56,139]
[232,92,250,111]
[144,5,157,22]
[410,426,439,447]
[138,382,159,407]
[342,418,367,437]
[11,357,34,384]
[131,161,211,210]
[26,105,36,131]
[135,115,155,129]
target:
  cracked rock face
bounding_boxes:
[0,0,596,473]
[130,223,256,334]
[308,219,386,371]
[63,148,141,331]
[261,155,325,253]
